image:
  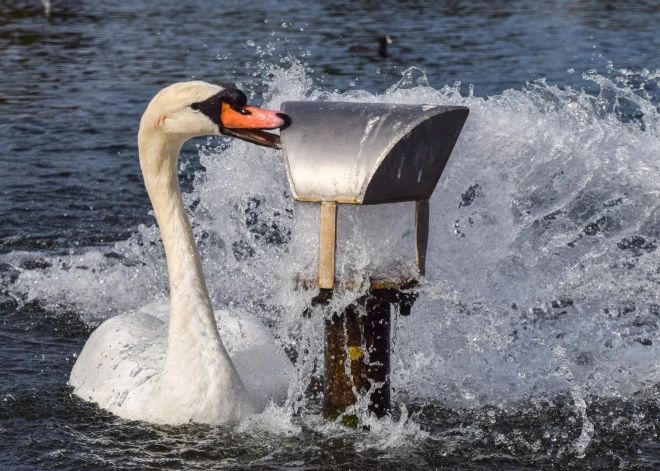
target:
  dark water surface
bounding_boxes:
[2,0,660,469]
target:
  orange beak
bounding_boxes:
[220,102,290,149]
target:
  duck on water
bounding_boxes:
[348,35,393,58]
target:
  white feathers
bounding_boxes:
[69,305,292,423]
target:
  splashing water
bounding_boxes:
[4,59,660,457]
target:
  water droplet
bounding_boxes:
[246,40,255,47]
[281,22,288,28]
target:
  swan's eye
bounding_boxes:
[231,105,251,116]
[190,102,201,111]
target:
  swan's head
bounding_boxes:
[141,81,290,149]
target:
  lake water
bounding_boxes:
[2,0,660,469]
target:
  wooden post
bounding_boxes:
[314,201,420,426]
[415,199,430,277]
[323,294,391,425]
[318,201,337,289]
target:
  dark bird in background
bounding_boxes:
[348,35,393,58]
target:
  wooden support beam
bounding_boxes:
[318,201,337,289]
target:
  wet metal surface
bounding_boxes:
[280,101,469,204]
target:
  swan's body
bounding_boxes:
[70,303,291,421]
[70,82,292,424]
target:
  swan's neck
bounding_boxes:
[138,128,254,419]
[138,132,214,335]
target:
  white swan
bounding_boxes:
[69,81,293,425]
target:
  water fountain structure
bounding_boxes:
[280,101,469,424]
